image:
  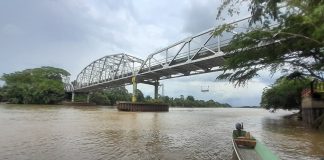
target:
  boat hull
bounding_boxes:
[232,137,279,160]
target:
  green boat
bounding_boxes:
[232,133,279,160]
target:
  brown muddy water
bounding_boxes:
[0,104,323,160]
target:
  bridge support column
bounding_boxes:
[71,92,75,102]
[154,80,159,99]
[132,76,137,102]
[87,93,90,103]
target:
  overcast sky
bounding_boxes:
[0,0,280,106]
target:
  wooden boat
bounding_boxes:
[232,133,279,160]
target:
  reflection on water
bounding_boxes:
[0,104,323,160]
[261,116,324,159]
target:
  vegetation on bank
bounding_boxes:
[73,87,135,105]
[261,73,312,110]
[151,95,231,108]
[76,88,231,108]
[0,67,70,104]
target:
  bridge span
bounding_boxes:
[64,17,275,102]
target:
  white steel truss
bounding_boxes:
[73,53,143,92]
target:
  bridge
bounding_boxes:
[64,17,277,102]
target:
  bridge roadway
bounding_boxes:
[65,17,278,98]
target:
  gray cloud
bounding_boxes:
[182,0,219,34]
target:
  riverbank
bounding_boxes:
[284,111,324,131]
[283,112,301,120]
[313,114,324,131]
[61,101,96,106]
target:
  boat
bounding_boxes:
[232,132,279,160]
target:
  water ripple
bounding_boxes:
[0,105,323,160]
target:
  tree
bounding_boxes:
[90,91,111,105]
[160,96,170,104]
[215,0,324,86]
[145,95,152,101]
[0,66,70,104]
[186,95,195,102]
[136,89,145,102]
[87,87,133,105]
[261,75,311,110]
[105,87,131,105]
[151,94,231,108]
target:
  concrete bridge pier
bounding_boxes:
[87,93,90,103]
[154,80,159,99]
[71,92,75,102]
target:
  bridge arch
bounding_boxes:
[74,53,143,92]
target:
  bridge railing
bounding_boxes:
[144,41,229,69]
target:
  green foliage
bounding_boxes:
[186,95,195,102]
[145,95,152,101]
[90,91,111,105]
[73,93,88,102]
[154,95,231,108]
[261,75,311,110]
[145,98,165,104]
[88,89,231,108]
[87,87,131,105]
[106,87,132,104]
[136,89,145,102]
[214,23,236,36]
[0,67,70,104]
[215,0,324,86]
[87,88,150,105]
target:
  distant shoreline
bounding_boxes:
[0,103,251,109]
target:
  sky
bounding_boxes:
[0,0,280,106]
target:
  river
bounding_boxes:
[0,104,323,160]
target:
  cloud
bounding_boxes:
[182,0,219,34]
[182,0,251,35]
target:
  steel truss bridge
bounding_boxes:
[64,17,279,100]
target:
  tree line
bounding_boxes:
[73,88,231,108]
[0,67,69,104]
